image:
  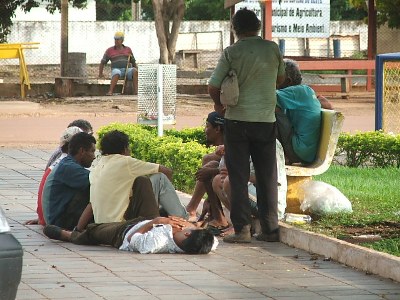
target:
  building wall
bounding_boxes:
[2,20,369,66]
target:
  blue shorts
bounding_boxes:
[111,67,137,80]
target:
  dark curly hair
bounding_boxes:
[232,8,261,36]
[68,132,96,156]
[100,130,129,155]
[179,229,215,254]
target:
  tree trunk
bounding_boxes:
[152,0,185,64]
[168,0,185,63]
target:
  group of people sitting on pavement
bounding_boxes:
[27,124,216,254]
[26,9,332,254]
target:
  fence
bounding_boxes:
[0,20,372,84]
[375,53,400,134]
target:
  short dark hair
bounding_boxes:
[100,130,129,155]
[180,229,215,254]
[68,132,96,156]
[232,8,261,36]
[68,119,93,133]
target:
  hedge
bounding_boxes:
[97,123,400,194]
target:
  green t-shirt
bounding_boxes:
[209,36,285,122]
[276,85,322,162]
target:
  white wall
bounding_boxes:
[2,20,369,66]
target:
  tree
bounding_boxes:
[0,0,86,43]
[350,0,400,28]
[96,0,132,21]
[184,0,229,21]
[151,0,185,64]
[330,0,366,21]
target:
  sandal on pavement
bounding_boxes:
[206,224,230,236]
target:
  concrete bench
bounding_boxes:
[296,59,375,93]
[318,74,374,95]
[285,109,345,213]
[54,76,133,97]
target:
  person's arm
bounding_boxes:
[98,63,105,78]
[127,216,186,240]
[317,95,333,110]
[76,203,93,231]
[208,85,225,116]
[99,50,109,77]
[158,165,173,181]
[276,74,286,88]
[195,166,220,182]
[129,52,137,68]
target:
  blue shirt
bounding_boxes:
[276,85,321,163]
[42,155,90,226]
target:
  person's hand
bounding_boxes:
[214,103,225,116]
[24,219,39,225]
[195,167,216,182]
[166,216,192,230]
[215,145,225,156]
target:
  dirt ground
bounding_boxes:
[0,93,375,149]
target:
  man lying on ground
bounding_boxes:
[43,216,217,254]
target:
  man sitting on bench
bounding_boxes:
[276,59,333,165]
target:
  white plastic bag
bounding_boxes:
[299,181,352,215]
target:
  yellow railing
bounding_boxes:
[0,42,39,98]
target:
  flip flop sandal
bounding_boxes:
[207,224,230,236]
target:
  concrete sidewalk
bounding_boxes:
[0,148,399,300]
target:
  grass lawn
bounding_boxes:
[310,165,400,256]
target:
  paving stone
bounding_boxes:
[0,148,398,300]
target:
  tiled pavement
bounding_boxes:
[0,148,399,300]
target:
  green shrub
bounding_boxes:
[336,131,400,168]
[164,127,206,145]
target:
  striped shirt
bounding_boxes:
[101,45,136,69]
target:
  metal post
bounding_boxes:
[157,64,164,137]
[367,0,376,92]
[263,0,272,40]
[333,39,341,58]
[278,39,285,56]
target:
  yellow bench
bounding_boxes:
[0,42,39,98]
[285,109,345,213]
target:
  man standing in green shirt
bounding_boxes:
[208,8,286,243]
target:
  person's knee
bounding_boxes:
[132,176,152,190]
[111,69,122,79]
[202,153,219,165]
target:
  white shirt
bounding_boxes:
[119,220,184,254]
[119,220,219,254]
